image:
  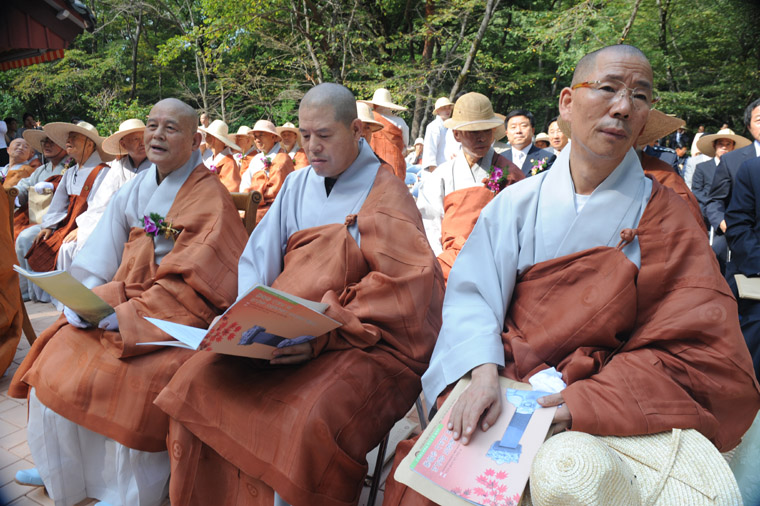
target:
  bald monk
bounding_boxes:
[154,83,445,506]
[0,187,23,377]
[10,98,248,506]
[385,44,760,504]
[416,92,524,282]
[240,120,294,223]
[2,138,35,188]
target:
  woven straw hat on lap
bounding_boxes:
[530,429,742,506]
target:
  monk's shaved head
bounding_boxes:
[151,98,198,134]
[299,83,358,127]
[145,98,202,178]
[572,44,651,86]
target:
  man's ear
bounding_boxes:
[191,131,202,151]
[558,87,573,122]
[453,129,463,143]
[350,118,363,141]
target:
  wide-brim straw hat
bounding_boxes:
[199,119,241,151]
[102,118,146,155]
[536,132,550,143]
[697,128,751,158]
[44,121,115,162]
[251,120,281,141]
[530,429,742,506]
[23,128,64,153]
[444,92,504,132]
[557,110,685,148]
[358,88,407,111]
[493,113,507,141]
[276,122,299,136]
[357,102,384,132]
[433,97,454,115]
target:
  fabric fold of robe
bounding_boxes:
[9,163,248,452]
[0,187,22,377]
[370,111,406,180]
[155,166,445,506]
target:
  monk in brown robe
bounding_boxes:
[0,186,22,377]
[277,122,309,170]
[232,125,258,176]
[241,120,294,223]
[10,98,248,506]
[2,138,35,188]
[384,44,760,505]
[416,92,524,282]
[641,151,706,232]
[359,89,408,180]
[200,119,241,192]
[154,83,445,506]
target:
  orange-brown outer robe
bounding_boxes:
[437,155,523,281]
[0,187,23,377]
[242,150,294,224]
[641,152,706,233]
[3,164,34,188]
[383,178,760,505]
[155,166,445,506]
[290,147,309,170]
[238,151,258,177]
[370,111,407,180]
[9,164,248,452]
[213,153,240,192]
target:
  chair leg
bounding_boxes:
[367,432,390,506]
[20,298,36,345]
[415,396,428,431]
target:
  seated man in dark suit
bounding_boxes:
[725,155,760,382]
[503,109,555,177]
[705,98,760,240]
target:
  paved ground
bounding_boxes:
[0,301,420,506]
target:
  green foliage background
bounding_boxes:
[2,0,758,139]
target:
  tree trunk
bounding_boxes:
[655,0,677,92]
[619,0,643,43]
[449,0,502,100]
[129,7,143,101]
[410,0,435,140]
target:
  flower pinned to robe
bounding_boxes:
[483,162,510,194]
[262,156,273,172]
[208,164,218,174]
[530,157,549,176]
[143,212,180,240]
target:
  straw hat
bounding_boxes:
[535,132,550,143]
[358,88,407,111]
[199,119,241,151]
[413,137,424,146]
[557,110,685,148]
[44,121,115,162]
[493,113,507,141]
[696,128,751,158]
[433,97,454,115]
[356,102,384,132]
[23,128,64,153]
[531,429,742,506]
[443,92,504,131]
[276,122,300,136]
[102,118,146,155]
[250,120,281,141]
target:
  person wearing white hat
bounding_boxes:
[240,119,295,223]
[682,132,709,189]
[356,101,384,141]
[534,132,551,150]
[199,119,241,192]
[11,98,248,506]
[16,121,112,302]
[156,83,444,506]
[56,118,152,274]
[276,122,309,170]
[421,97,459,173]
[231,125,258,175]
[693,128,751,219]
[416,92,523,282]
[359,88,408,180]
[405,137,424,166]
[384,44,760,506]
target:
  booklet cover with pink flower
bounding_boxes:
[396,377,557,506]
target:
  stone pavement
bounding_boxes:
[0,301,420,505]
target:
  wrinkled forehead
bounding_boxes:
[298,103,339,130]
[590,51,654,89]
[148,102,194,130]
[9,138,29,149]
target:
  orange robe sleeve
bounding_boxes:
[370,112,407,180]
[292,148,309,170]
[641,152,706,233]
[244,151,294,224]
[3,164,35,188]
[216,154,240,192]
[0,188,23,376]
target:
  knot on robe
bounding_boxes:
[344,214,357,226]
[616,228,638,249]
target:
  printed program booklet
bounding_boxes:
[13,265,114,325]
[142,284,341,359]
[735,274,760,300]
[395,376,557,506]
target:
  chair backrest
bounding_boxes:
[230,190,263,235]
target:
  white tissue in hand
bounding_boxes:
[33,181,54,193]
[528,367,566,394]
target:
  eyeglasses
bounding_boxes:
[571,79,659,110]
